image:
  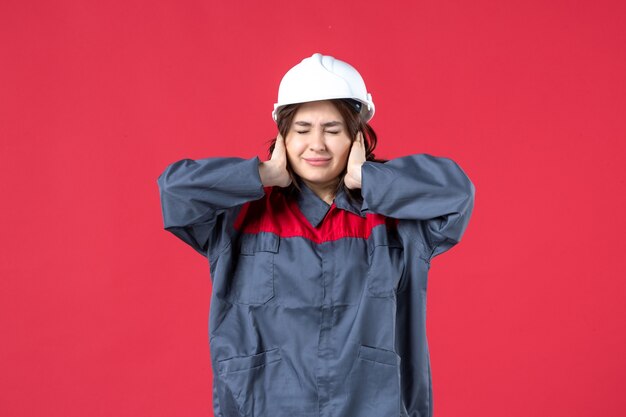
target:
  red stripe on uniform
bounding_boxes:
[234,188,395,244]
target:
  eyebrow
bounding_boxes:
[294,121,343,128]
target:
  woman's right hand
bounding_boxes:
[259,134,292,187]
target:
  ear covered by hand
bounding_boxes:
[344,131,365,190]
[259,134,292,187]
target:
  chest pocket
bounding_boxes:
[228,233,279,305]
[367,232,405,298]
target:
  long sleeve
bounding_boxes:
[360,153,475,260]
[359,154,475,417]
[156,156,265,258]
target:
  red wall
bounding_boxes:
[1,1,625,416]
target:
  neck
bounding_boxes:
[301,178,340,205]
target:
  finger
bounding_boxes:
[272,134,288,161]
[274,133,285,152]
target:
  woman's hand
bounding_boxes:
[259,134,292,187]
[344,132,366,189]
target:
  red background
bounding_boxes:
[1,1,625,416]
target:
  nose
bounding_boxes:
[309,129,327,152]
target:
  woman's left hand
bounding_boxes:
[344,132,366,190]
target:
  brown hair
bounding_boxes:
[267,99,386,199]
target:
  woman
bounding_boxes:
[158,53,475,417]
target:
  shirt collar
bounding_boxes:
[334,186,366,218]
[295,179,366,228]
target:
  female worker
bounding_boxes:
[157,53,475,417]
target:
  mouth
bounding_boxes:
[303,157,331,166]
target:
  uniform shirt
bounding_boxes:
[157,154,475,417]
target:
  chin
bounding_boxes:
[293,163,345,186]
[294,170,330,183]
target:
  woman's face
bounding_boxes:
[285,100,353,190]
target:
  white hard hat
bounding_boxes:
[272,53,375,123]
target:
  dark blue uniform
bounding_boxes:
[157,154,475,417]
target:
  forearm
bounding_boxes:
[157,156,265,228]
[360,154,475,253]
